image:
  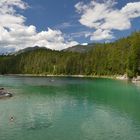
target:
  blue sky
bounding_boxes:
[23,0,91,43]
[23,0,140,43]
[0,0,140,52]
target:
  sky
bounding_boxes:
[0,0,140,53]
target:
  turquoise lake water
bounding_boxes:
[0,76,140,140]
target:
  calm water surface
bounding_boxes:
[0,76,140,140]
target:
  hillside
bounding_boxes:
[11,46,49,55]
[0,32,140,78]
[63,43,95,53]
[12,43,95,55]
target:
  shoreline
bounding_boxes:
[1,74,140,84]
[0,74,124,79]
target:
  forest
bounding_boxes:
[0,32,140,78]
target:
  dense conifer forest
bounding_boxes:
[0,32,140,78]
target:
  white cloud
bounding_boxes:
[55,22,72,29]
[81,43,88,46]
[89,29,114,41]
[75,0,140,41]
[0,0,78,52]
[70,31,91,38]
[121,2,140,18]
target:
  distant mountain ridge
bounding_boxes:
[11,46,50,55]
[8,43,95,55]
[63,43,95,53]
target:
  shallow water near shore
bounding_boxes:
[0,76,140,140]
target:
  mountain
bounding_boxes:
[63,43,95,53]
[0,32,140,78]
[9,43,95,56]
[11,46,49,55]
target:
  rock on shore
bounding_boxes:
[0,88,13,98]
[116,74,128,80]
[132,76,140,84]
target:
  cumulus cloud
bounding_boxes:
[75,0,140,41]
[0,0,78,52]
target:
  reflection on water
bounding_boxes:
[0,76,140,140]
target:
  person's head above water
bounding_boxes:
[10,116,14,121]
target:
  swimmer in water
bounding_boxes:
[10,116,14,121]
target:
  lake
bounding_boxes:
[0,76,140,140]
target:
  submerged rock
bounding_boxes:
[0,88,13,98]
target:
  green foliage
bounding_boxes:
[0,32,140,77]
[127,32,140,77]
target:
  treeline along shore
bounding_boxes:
[0,32,140,79]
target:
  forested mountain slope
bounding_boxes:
[0,32,140,77]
